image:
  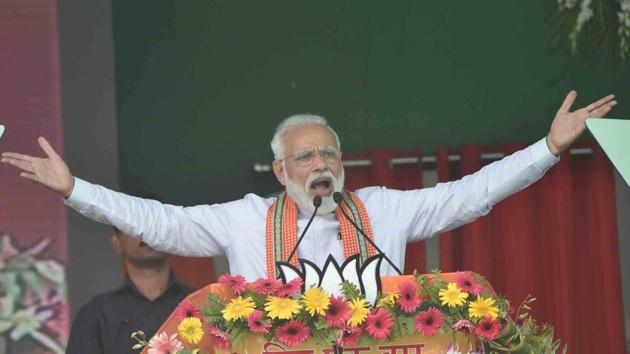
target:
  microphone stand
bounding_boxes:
[286,196,322,264]
[333,192,403,275]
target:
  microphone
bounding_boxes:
[286,196,322,264]
[333,192,402,275]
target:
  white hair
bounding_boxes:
[270,114,341,160]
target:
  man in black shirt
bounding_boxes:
[66,228,194,354]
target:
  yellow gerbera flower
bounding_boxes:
[264,296,302,320]
[301,287,330,316]
[377,292,400,308]
[347,298,369,327]
[468,296,499,319]
[177,317,204,345]
[222,296,256,321]
[439,282,469,308]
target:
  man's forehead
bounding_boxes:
[284,124,338,149]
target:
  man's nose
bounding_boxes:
[311,151,328,170]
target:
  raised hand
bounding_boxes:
[546,91,617,156]
[1,137,74,197]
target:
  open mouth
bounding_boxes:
[310,176,333,195]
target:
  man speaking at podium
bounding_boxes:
[1,91,617,281]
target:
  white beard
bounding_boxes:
[284,168,345,215]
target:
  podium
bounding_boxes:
[140,274,498,354]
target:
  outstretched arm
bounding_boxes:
[1,137,233,257]
[374,91,617,242]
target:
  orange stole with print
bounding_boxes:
[265,191,377,278]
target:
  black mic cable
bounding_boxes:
[333,192,403,275]
[286,195,322,264]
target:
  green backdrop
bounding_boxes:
[112,1,630,204]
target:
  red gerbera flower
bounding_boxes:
[218,273,248,295]
[250,278,282,296]
[474,317,502,340]
[275,320,311,347]
[209,324,231,349]
[364,308,394,340]
[414,307,443,337]
[276,278,303,297]
[174,299,202,322]
[455,272,482,296]
[325,296,351,328]
[247,310,271,334]
[336,326,362,347]
[396,281,421,313]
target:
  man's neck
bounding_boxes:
[125,260,170,302]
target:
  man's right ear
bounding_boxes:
[111,233,122,253]
[272,160,286,186]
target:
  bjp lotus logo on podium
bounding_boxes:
[276,254,384,307]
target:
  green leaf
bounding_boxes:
[34,260,65,285]
[314,316,328,330]
[20,270,42,294]
[229,325,245,347]
[0,320,13,333]
[397,316,415,335]
[0,272,21,302]
[9,308,41,340]
[313,327,338,347]
[340,281,361,300]
[0,296,14,317]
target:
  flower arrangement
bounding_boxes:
[557,0,630,62]
[0,234,68,354]
[134,271,565,354]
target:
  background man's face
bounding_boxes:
[111,230,167,266]
[276,124,343,199]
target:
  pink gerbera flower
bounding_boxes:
[475,317,502,340]
[218,273,248,295]
[325,296,351,328]
[147,332,184,354]
[209,324,231,349]
[250,278,282,296]
[414,307,443,337]
[247,310,271,334]
[276,278,303,297]
[364,308,394,340]
[396,281,421,313]
[455,272,482,296]
[174,299,202,322]
[275,320,311,347]
[453,319,473,333]
[336,326,362,347]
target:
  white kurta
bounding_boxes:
[65,138,558,281]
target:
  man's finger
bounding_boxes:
[1,157,34,172]
[20,172,41,184]
[558,90,577,114]
[38,137,59,159]
[589,101,616,118]
[586,94,615,112]
[1,152,32,161]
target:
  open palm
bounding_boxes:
[1,137,74,197]
[547,91,617,155]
